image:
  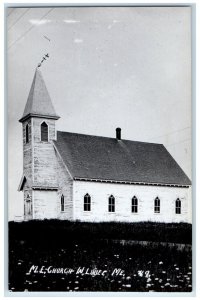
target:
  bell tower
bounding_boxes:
[18,68,60,220]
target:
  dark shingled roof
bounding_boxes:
[19,68,59,122]
[53,131,191,186]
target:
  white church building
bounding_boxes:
[18,69,192,223]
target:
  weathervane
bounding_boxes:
[37,53,49,68]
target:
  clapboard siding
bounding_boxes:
[23,120,32,185]
[73,181,192,223]
[33,143,58,185]
[32,118,57,186]
[22,120,33,220]
[55,151,73,220]
[33,190,58,219]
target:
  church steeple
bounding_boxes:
[19,68,59,123]
[19,68,60,220]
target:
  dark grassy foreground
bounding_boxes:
[9,220,192,292]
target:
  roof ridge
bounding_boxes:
[56,130,163,146]
[54,130,191,185]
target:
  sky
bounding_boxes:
[7,6,192,221]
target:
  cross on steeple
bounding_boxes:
[38,53,50,68]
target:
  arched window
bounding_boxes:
[84,193,91,211]
[25,124,29,143]
[154,197,160,213]
[132,196,138,213]
[175,198,181,214]
[41,122,48,142]
[108,195,115,212]
[61,195,64,212]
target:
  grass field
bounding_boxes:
[8,220,192,292]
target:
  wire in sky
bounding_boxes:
[8,7,54,50]
[8,8,30,31]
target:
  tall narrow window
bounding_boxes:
[108,195,115,212]
[41,122,48,142]
[61,195,64,212]
[25,124,29,143]
[154,197,160,213]
[84,193,91,211]
[132,196,138,213]
[175,198,181,214]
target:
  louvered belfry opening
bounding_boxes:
[41,122,48,142]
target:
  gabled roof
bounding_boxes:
[53,131,191,186]
[19,68,60,122]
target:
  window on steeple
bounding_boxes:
[25,124,29,143]
[41,122,48,142]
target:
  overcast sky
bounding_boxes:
[7,6,192,220]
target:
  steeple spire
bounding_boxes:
[19,68,59,122]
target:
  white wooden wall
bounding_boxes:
[30,181,191,222]
[23,120,32,184]
[31,150,73,220]
[33,190,58,219]
[55,151,73,220]
[32,118,58,187]
[73,181,192,223]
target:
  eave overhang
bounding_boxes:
[19,113,60,123]
[32,185,59,191]
[73,177,191,188]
